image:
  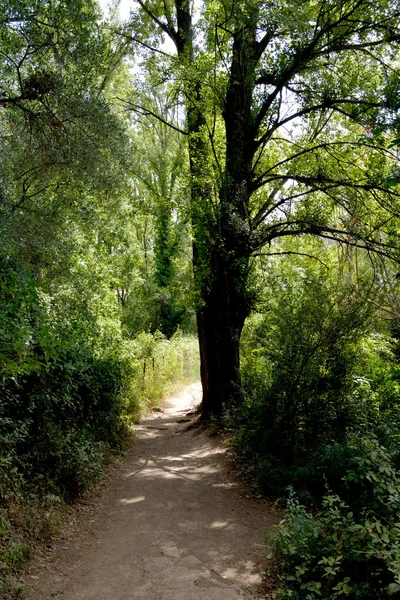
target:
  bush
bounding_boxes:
[0,244,200,592]
[272,436,400,600]
[239,271,373,462]
[0,351,129,501]
[233,258,400,502]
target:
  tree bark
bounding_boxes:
[197,253,250,420]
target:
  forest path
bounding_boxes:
[24,383,278,600]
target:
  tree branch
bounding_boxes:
[253,221,399,263]
[119,98,187,135]
[255,30,274,60]
[110,28,174,57]
[254,98,385,151]
[255,250,329,268]
[252,173,400,206]
[251,137,398,193]
[252,0,398,136]
[134,0,178,47]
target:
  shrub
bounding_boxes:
[0,246,199,591]
[272,436,400,600]
[239,271,373,464]
[234,258,400,501]
[0,328,199,591]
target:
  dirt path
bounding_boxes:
[24,383,278,600]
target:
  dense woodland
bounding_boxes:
[1,0,400,597]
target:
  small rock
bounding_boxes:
[161,541,181,558]
[179,555,203,568]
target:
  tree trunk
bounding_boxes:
[195,19,258,420]
[197,258,249,420]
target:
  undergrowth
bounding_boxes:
[271,436,400,599]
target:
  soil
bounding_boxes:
[22,383,280,600]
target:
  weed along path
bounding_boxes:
[24,383,278,600]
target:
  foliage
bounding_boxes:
[272,436,400,600]
[0,320,198,593]
[126,89,193,338]
[235,253,379,493]
[1,0,399,596]
[0,2,200,593]
[231,248,400,596]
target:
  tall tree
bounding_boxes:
[0,0,128,232]
[123,0,400,419]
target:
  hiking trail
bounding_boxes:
[24,383,278,600]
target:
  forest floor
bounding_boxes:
[22,383,280,600]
